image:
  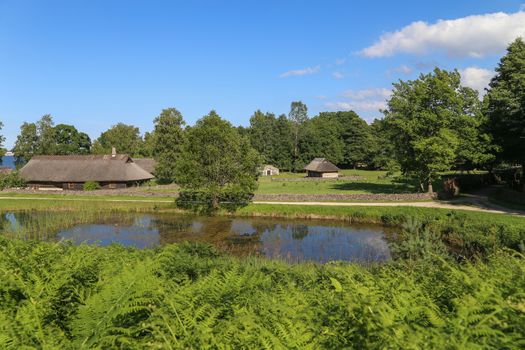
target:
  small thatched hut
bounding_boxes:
[19,154,154,190]
[260,165,279,176]
[304,158,339,178]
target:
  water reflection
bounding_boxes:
[0,212,392,263]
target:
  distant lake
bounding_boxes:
[0,156,17,169]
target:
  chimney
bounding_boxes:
[111,147,116,158]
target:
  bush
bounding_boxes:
[83,181,101,191]
[0,171,26,190]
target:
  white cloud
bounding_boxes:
[459,66,495,94]
[325,87,392,113]
[335,58,346,65]
[332,71,345,79]
[280,65,320,78]
[361,11,525,58]
[395,64,413,74]
[342,88,392,100]
[325,101,387,112]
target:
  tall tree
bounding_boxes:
[298,115,344,167]
[288,101,308,171]
[92,123,143,156]
[152,108,185,183]
[272,114,294,171]
[485,38,525,189]
[175,111,260,212]
[318,111,376,168]
[0,121,5,158]
[248,110,277,164]
[383,68,491,192]
[54,124,91,155]
[36,114,56,155]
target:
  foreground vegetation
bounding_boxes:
[0,237,524,349]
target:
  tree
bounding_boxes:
[383,68,492,192]
[36,114,56,155]
[288,101,308,171]
[485,38,525,189]
[298,115,344,167]
[54,124,91,155]
[175,111,261,213]
[248,110,277,164]
[92,123,143,156]
[152,108,185,183]
[317,111,375,168]
[0,121,5,159]
[272,114,294,171]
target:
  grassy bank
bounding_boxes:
[0,238,524,349]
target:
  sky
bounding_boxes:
[1,0,525,149]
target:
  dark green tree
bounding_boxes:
[54,124,91,155]
[175,111,261,213]
[0,122,6,158]
[152,108,185,183]
[484,38,525,189]
[317,111,376,168]
[288,101,309,171]
[272,114,295,171]
[248,110,277,164]
[92,123,143,156]
[383,68,492,192]
[298,115,344,167]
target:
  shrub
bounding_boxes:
[83,181,101,191]
[0,171,26,190]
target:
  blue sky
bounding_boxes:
[1,0,524,148]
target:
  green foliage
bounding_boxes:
[53,124,91,155]
[92,123,144,156]
[152,108,185,183]
[0,171,26,190]
[83,181,101,191]
[383,68,495,191]
[13,116,92,160]
[0,236,523,349]
[175,111,261,212]
[484,38,525,188]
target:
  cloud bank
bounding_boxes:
[361,11,525,58]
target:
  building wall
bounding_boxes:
[321,172,339,178]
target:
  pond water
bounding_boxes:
[0,212,392,263]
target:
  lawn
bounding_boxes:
[256,170,419,195]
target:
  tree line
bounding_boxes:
[1,37,524,196]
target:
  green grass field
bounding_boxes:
[256,170,419,194]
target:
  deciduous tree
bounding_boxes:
[152,108,185,183]
[175,111,260,212]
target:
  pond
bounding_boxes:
[0,211,393,263]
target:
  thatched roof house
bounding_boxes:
[260,165,279,176]
[19,154,154,190]
[304,158,339,178]
[133,158,157,174]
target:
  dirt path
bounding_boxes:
[253,201,525,215]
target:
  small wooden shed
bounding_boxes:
[260,165,279,176]
[304,158,339,178]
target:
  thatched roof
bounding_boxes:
[304,158,339,172]
[133,158,157,174]
[19,155,154,183]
